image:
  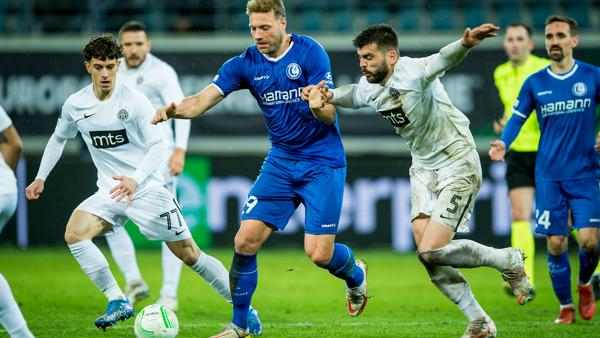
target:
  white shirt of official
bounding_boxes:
[45,83,165,197]
[0,105,17,195]
[117,53,189,153]
[334,40,477,170]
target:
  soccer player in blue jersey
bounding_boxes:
[152,1,367,337]
[490,15,600,324]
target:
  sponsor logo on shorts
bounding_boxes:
[175,230,186,235]
[321,223,337,228]
[89,129,129,149]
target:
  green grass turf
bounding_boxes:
[0,247,598,337]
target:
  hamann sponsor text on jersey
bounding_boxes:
[212,34,345,167]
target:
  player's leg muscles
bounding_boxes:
[66,210,125,301]
[576,227,599,284]
[229,220,273,329]
[305,234,365,288]
[166,238,232,303]
[418,219,515,271]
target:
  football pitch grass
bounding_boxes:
[0,247,598,337]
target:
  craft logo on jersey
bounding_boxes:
[117,108,129,121]
[89,129,129,149]
[572,82,587,97]
[286,63,301,80]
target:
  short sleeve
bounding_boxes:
[304,40,335,89]
[159,66,185,105]
[0,105,12,132]
[54,102,79,139]
[212,55,246,97]
[595,67,600,102]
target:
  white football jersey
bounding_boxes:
[55,83,164,196]
[117,53,186,151]
[0,105,17,195]
[350,56,476,169]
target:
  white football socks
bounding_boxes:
[422,239,512,271]
[190,252,232,303]
[105,228,143,284]
[0,274,34,338]
[160,242,184,298]
[68,240,124,301]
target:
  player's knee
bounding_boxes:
[418,250,441,266]
[511,207,531,222]
[580,236,599,254]
[546,235,568,255]
[305,248,332,267]
[64,229,83,245]
[234,233,260,255]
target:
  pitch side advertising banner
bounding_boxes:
[2,48,598,137]
[1,154,532,252]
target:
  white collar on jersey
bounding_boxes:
[260,37,294,62]
[546,63,579,80]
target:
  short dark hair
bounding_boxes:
[506,23,532,38]
[118,21,147,38]
[545,15,578,36]
[83,34,122,62]
[352,24,399,52]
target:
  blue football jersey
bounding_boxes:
[212,34,345,167]
[502,61,600,181]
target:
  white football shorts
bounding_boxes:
[76,185,191,242]
[410,149,481,233]
[0,192,17,234]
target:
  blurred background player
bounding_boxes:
[0,104,33,338]
[24,34,260,331]
[153,1,367,337]
[490,16,600,324]
[305,23,534,338]
[492,23,550,293]
[102,20,191,311]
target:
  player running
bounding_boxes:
[101,20,190,311]
[304,23,533,338]
[490,15,600,324]
[152,1,367,337]
[24,34,260,331]
[0,105,34,338]
[492,23,550,294]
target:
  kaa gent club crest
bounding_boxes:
[286,63,301,80]
[118,108,129,121]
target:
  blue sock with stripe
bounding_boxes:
[579,249,599,284]
[230,252,257,330]
[548,251,572,305]
[325,243,364,288]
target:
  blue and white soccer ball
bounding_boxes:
[134,304,179,338]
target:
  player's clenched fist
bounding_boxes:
[25,179,45,200]
[152,102,177,125]
[488,140,506,161]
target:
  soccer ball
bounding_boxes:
[134,304,179,338]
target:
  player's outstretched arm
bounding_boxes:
[489,140,506,162]
[425,23,499,81]
[307,80,336,125]
[152,85,224,124]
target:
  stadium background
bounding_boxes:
[1,0,600,253]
